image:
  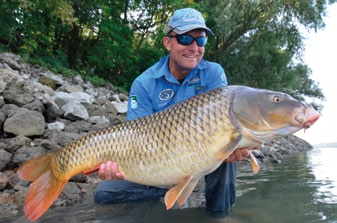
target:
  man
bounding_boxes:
[94,8,249,212]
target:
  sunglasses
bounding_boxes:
[167,35,208,47]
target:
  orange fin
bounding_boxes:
[17,154,54,181]
[177,178,199,206]
[165,175,194,209]
[17,154,67,222]
[249,151,259,174]
[83,163,101,175]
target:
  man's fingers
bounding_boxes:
[98,163,106,180]
[97,161,124,181]
[234,150,243,161]
[241,148,250,158]
[224,148,252,163]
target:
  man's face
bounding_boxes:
[164,29,206,75]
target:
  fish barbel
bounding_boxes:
[17,86,320,221]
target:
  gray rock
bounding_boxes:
[38,76,57,90]
[0,96,4,107]
[13,146,45,165]
[22,98,45,113]
[0,150,12,170]
[119,93,129,102]
[73,75,84,85]
[43,100,64,122]
[3,108,45,136]
[43,129,81,147]
[111,100,128,114]
[2,84,35,107]
[52,91,93,108]
[64,120,91,133]
[104,101,118,115]
[7,135,32,153]
[106,113,125,125]
[87,104,108,117]
[39,71,65,86]
[0,104,19,117]
[8,172,30,190]
[0,172,8,190]
[51,91,73,107]
[62,85,84,93]
[60,182,82,203]
[0,112,5,127]
[70,92,93,106]
[89,116,109,124]
[92,98,108,106]
[90,122,111,132]
[61,102,89,121]
[0,69,20,94]
[0,53,25,71]
[47,121,65,130]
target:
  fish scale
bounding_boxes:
[17,85,320,222]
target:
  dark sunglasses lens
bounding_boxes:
[177,35,207,47]
[196,37,207,46]
[177,35,194,45]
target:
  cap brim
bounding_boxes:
[169,25,214,36]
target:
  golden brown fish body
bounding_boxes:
[17,86,320,222]
[54,87,238,186]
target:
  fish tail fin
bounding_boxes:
[17,154,67,222]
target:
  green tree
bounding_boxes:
[201,0,332,107]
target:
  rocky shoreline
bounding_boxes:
[0,53,313,219]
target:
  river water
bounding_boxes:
[5,146,337,223]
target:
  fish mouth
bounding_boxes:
[297,106,320,130]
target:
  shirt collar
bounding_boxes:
[153,55,206,83]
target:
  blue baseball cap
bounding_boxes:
[166,8,213,36]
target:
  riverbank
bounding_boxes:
[0,53,314,220]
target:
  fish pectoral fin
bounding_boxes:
[249,151,259,174]
[214,139,240,162]
[214,150,233,162]
[83,163,101,175]
[165,175,197,209]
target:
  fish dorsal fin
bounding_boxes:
[165,175,199,209]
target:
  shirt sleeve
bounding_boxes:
[207,64,228,90]
[126,79,154,121]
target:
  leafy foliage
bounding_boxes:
[0,0,334,110]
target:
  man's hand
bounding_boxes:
[224,147,250,163]
[97,161,124,181]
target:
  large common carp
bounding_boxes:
[17,86,319,222]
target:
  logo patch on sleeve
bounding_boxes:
[130,95,138,109]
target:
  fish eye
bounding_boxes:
[273,96,281,103]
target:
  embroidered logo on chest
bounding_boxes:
[159,89,175,100]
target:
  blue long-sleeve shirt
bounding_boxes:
[127,55,227,121]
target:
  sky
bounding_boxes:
[294,3,337,145]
